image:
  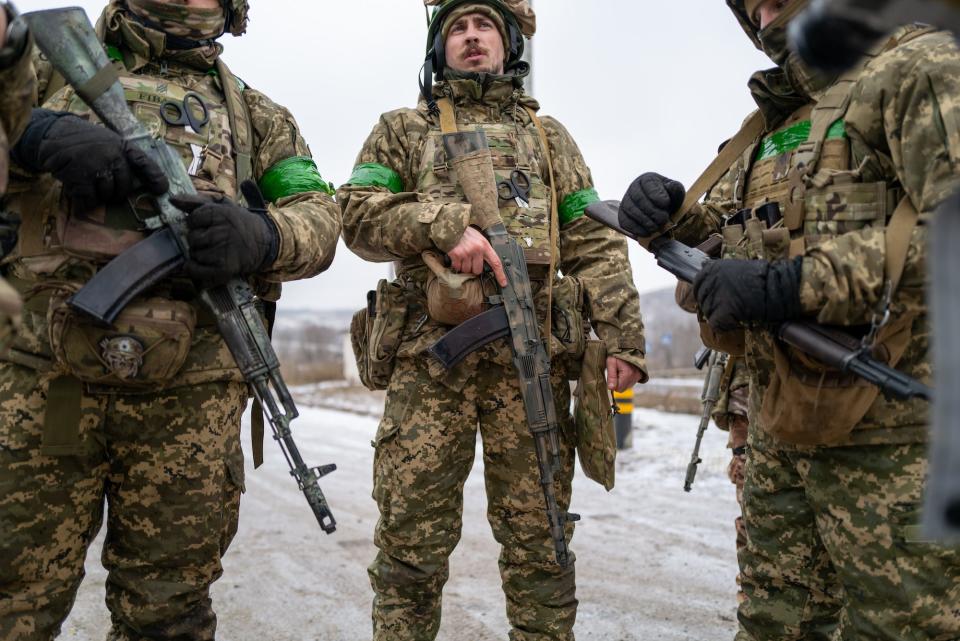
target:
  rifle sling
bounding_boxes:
[886,196,919,295]
[676,111,766,220]
[250,300,278,469]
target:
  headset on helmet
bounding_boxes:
[420,0,529,113]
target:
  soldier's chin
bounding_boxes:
[452,61,501,75]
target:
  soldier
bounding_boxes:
[0,1,341,639]
[619,0,960,639]
[338,1,647,638]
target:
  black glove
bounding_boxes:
[693,258,804,331]
[170,193,280,286]
[12,109,169,209]
[618,172,686,237]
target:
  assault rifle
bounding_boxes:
[25,8,337,533]
[685,349,728,492]
[427,130,578,567]
[585,200,933,403]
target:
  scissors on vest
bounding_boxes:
[498,169,531,209]
[160,92,210,175]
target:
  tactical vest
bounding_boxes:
[12,55,250,271]
[416,101,556,265]
[695,30,931,446]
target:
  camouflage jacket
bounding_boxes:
[671,27,958,445]
[338,75,647,387]
[4,6,341,388]
[0,28,35,195]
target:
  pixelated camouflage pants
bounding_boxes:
[0,362,246,641]
[735,437,960,641]
[369,356,577,641]
[725,414,749,606]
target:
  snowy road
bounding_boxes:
[58,399,740,640]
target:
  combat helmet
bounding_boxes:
[420,0,535,111]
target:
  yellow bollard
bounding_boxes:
[613,388,634,450]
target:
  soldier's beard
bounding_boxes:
[126,0,226,41]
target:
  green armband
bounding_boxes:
[346,163,404,194]
[258,156,335,203]
[559,187,601,227]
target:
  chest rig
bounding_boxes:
[417,97,556,265]
[12,54,252,272]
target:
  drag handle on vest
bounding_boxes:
[26,7,338,534]
[588,199,932,404]
[685,350,728,493]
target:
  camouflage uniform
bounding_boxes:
[340,67,646,641]
[0,2,341,639]
[712,357,750,604]
[665,5,960,639]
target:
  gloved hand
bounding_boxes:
[170,193,280,286]
[693,258,803,331]
[12,109,169,208]
[618,172,686,237]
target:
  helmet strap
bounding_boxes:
[419,59,440,117]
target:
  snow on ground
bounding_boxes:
[58,394,740,640]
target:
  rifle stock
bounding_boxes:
[25,8,338,533]
[585,200,932,403]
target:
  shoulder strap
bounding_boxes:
[885,196,920,295]
[437,97,458,134]
[677,110,766,218]
[215,59,255,200]
[524,106,560,355]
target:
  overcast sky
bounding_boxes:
[28,0,771,311]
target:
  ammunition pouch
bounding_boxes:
[422,250,492,326]
[573,339,616,490]
[47,285,196,388]
[760,314,915,445]
[550,275,587,377]
[350,278,408,391]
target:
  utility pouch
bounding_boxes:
[761,227,791,261]
[422,250,491,326]
[47,287,196,388]
[350,279,407,391]
[760,315,915,445]
[574,339,617,490]
[551,275,587,377]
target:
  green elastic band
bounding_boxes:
[347,163,404,194]
[258,156,335,203]
[106,45,123,63]
[559,187,601,227]
[755,119,847,162]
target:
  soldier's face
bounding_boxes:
[182,0,221,8]
[445,13,506,75]
[754,0,790,29]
